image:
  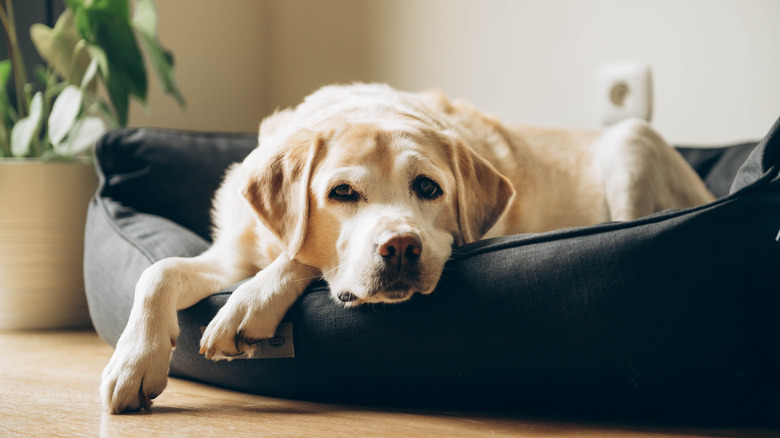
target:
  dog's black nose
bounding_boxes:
[377,233,422,269]
[337,291,358,302]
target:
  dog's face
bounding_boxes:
[244,116,513,306]
[300,124,461,305]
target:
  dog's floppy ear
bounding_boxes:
[243,131,322,257]
[449,139,515,244]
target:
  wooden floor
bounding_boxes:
[0,330,775,437]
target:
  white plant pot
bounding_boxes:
[0,159,98,329]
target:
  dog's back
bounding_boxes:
[411,91,715,234]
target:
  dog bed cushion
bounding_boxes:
[84,120,780,423]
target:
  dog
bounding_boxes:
[100,83,715,413]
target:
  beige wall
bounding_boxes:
[128,0,268,133]
[130,0,780,145]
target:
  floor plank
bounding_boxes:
[0,330,775,437]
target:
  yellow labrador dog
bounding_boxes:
[101,83,715,413]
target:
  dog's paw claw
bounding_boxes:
[199,331,253,361]
[138,379,153,411]
[100,334,172,414]
[199,304,277,361]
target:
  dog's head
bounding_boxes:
[243,86,514,306]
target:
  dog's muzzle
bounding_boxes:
[336,232,424,304]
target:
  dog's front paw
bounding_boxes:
[100,332,174,414]
[199,298,278,361]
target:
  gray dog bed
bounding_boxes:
[85,118,780,423]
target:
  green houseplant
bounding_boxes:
[0,0,183,329]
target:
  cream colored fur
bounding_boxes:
[101,83,715,414]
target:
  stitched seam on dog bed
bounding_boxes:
[449,192,751,263]
[92,129,161,266]
[127,126,256,140]
[103,126,256,143]
[93,195,158,265]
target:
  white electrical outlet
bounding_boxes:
[596,62,653,126]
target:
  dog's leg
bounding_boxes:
[200,254,317,360]
[100,248,250,414]
[597,118,715,221]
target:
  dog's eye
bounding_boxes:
[329,184,359,202]
[413,176,442,200]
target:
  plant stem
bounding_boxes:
[0,0,29,118]
[39,66,60,156]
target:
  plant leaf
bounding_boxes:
[48,85,84,146]
[68,0,147,125]
[0,61,10,155]
[132,0,185,107]
[0,60,15,156]
[0,60,11,90]
[0,59,14,123]
[53,116,105,156]
[30,9,92,85]
[10,92,44,157]
[10,118,36,156]
[86,45,130,126]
